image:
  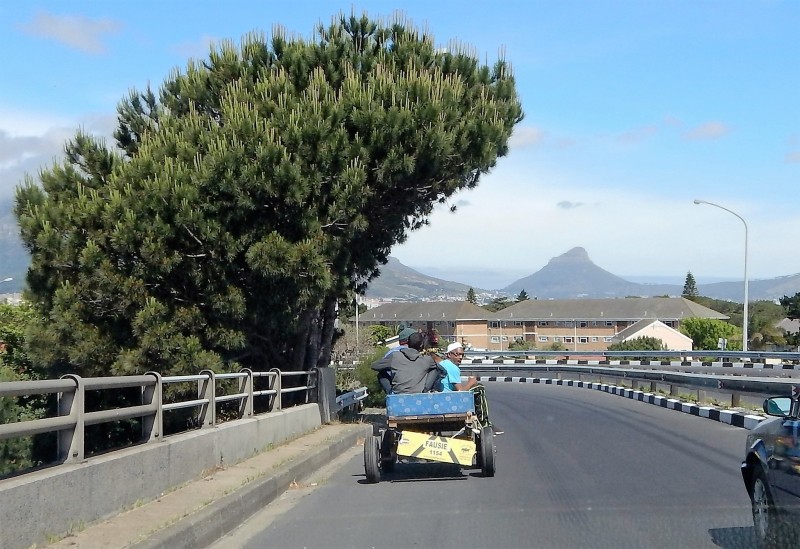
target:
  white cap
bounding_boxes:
[446,342,463,354]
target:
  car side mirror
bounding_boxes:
[764,397,793,417]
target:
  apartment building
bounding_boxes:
[356,297,727,351]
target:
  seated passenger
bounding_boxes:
[371,332,442,394]
[439,343,503,434]
[373,327,417,394]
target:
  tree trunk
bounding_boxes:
[289,309,313,371]
[317,296,337,368]
[304,309,321,371]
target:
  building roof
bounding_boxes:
[357,301,490,322]
[492,297,728,321]
[776,318,800,333]
[356,297,728,322]
[612,318,692,343]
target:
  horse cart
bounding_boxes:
[363,391,496,482]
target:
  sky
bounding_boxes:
[1,0,798,290]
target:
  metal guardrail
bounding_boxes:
[330,350,800,407]
[0,368,317,465]
[459,361,800,409]
[460,349,800,362]
[335,387,368,412]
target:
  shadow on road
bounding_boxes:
[708,526,756,549]
[355,461,471,484]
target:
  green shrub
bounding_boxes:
[354,346,389,408]
[0,365,41,475]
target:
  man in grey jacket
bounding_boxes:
[371,332,442,394]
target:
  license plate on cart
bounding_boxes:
[397,431,476,466]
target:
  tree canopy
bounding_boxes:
[483,296,512,312]
[14,13,522,377]
[679,317,742,351]
[607,336,666,352]
[780,292,800,320]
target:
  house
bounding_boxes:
[776,318,800,334]
[610,319,693,351]
[355,297,727,352]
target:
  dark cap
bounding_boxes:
[407,332,425,351]
[398,328,416,341]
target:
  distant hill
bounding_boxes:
[697,275,800,302]
[372,248,800,302]
[499,247,800,301]
[502,247,658,298]
[364,257,484,300]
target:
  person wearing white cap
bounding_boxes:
[439,342,503,435]
[440,342,476,392]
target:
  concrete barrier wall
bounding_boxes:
[0,404,322,549]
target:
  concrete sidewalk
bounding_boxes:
[44,422,372,549]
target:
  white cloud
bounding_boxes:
[508,126,544,149]
[617,124,658,144]
[683,121,731,141]
[0,108,116,200]
[173,35,218,61]
[20,11,122,55]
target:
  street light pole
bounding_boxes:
[693,199,749,351]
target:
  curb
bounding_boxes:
[131,423,372,549]
[477,376,766,430]
[465,359,798,369]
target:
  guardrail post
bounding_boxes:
[306,369,317,404]
[315,367,337,424]
[696,389,706,404]
[198,370,216,428]
[270,368,282,411]
[143,372,163,442]
[731,392,741,408]
[58,374,84,463]
[669,384,679,397]
[239,368,254,418]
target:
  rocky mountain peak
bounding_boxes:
[547,247,591,265]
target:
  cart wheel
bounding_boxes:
[364,435,381,483]
[381,430,396,473]
[480,426,496,477]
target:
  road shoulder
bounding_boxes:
[45,422,371,549]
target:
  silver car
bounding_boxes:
[742,396,800,548]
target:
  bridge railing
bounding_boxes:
[0,368,318,466]
[460,349,800,362]
[460,360,800,410]
[329,350,800,411]
[335,386,368,412]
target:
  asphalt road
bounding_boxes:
[211,382,756,549]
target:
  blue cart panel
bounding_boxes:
[386,392,474,417]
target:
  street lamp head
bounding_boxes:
[693,199,702,205]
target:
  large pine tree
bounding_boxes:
[682,271,699,298]
[15,13,522,377]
